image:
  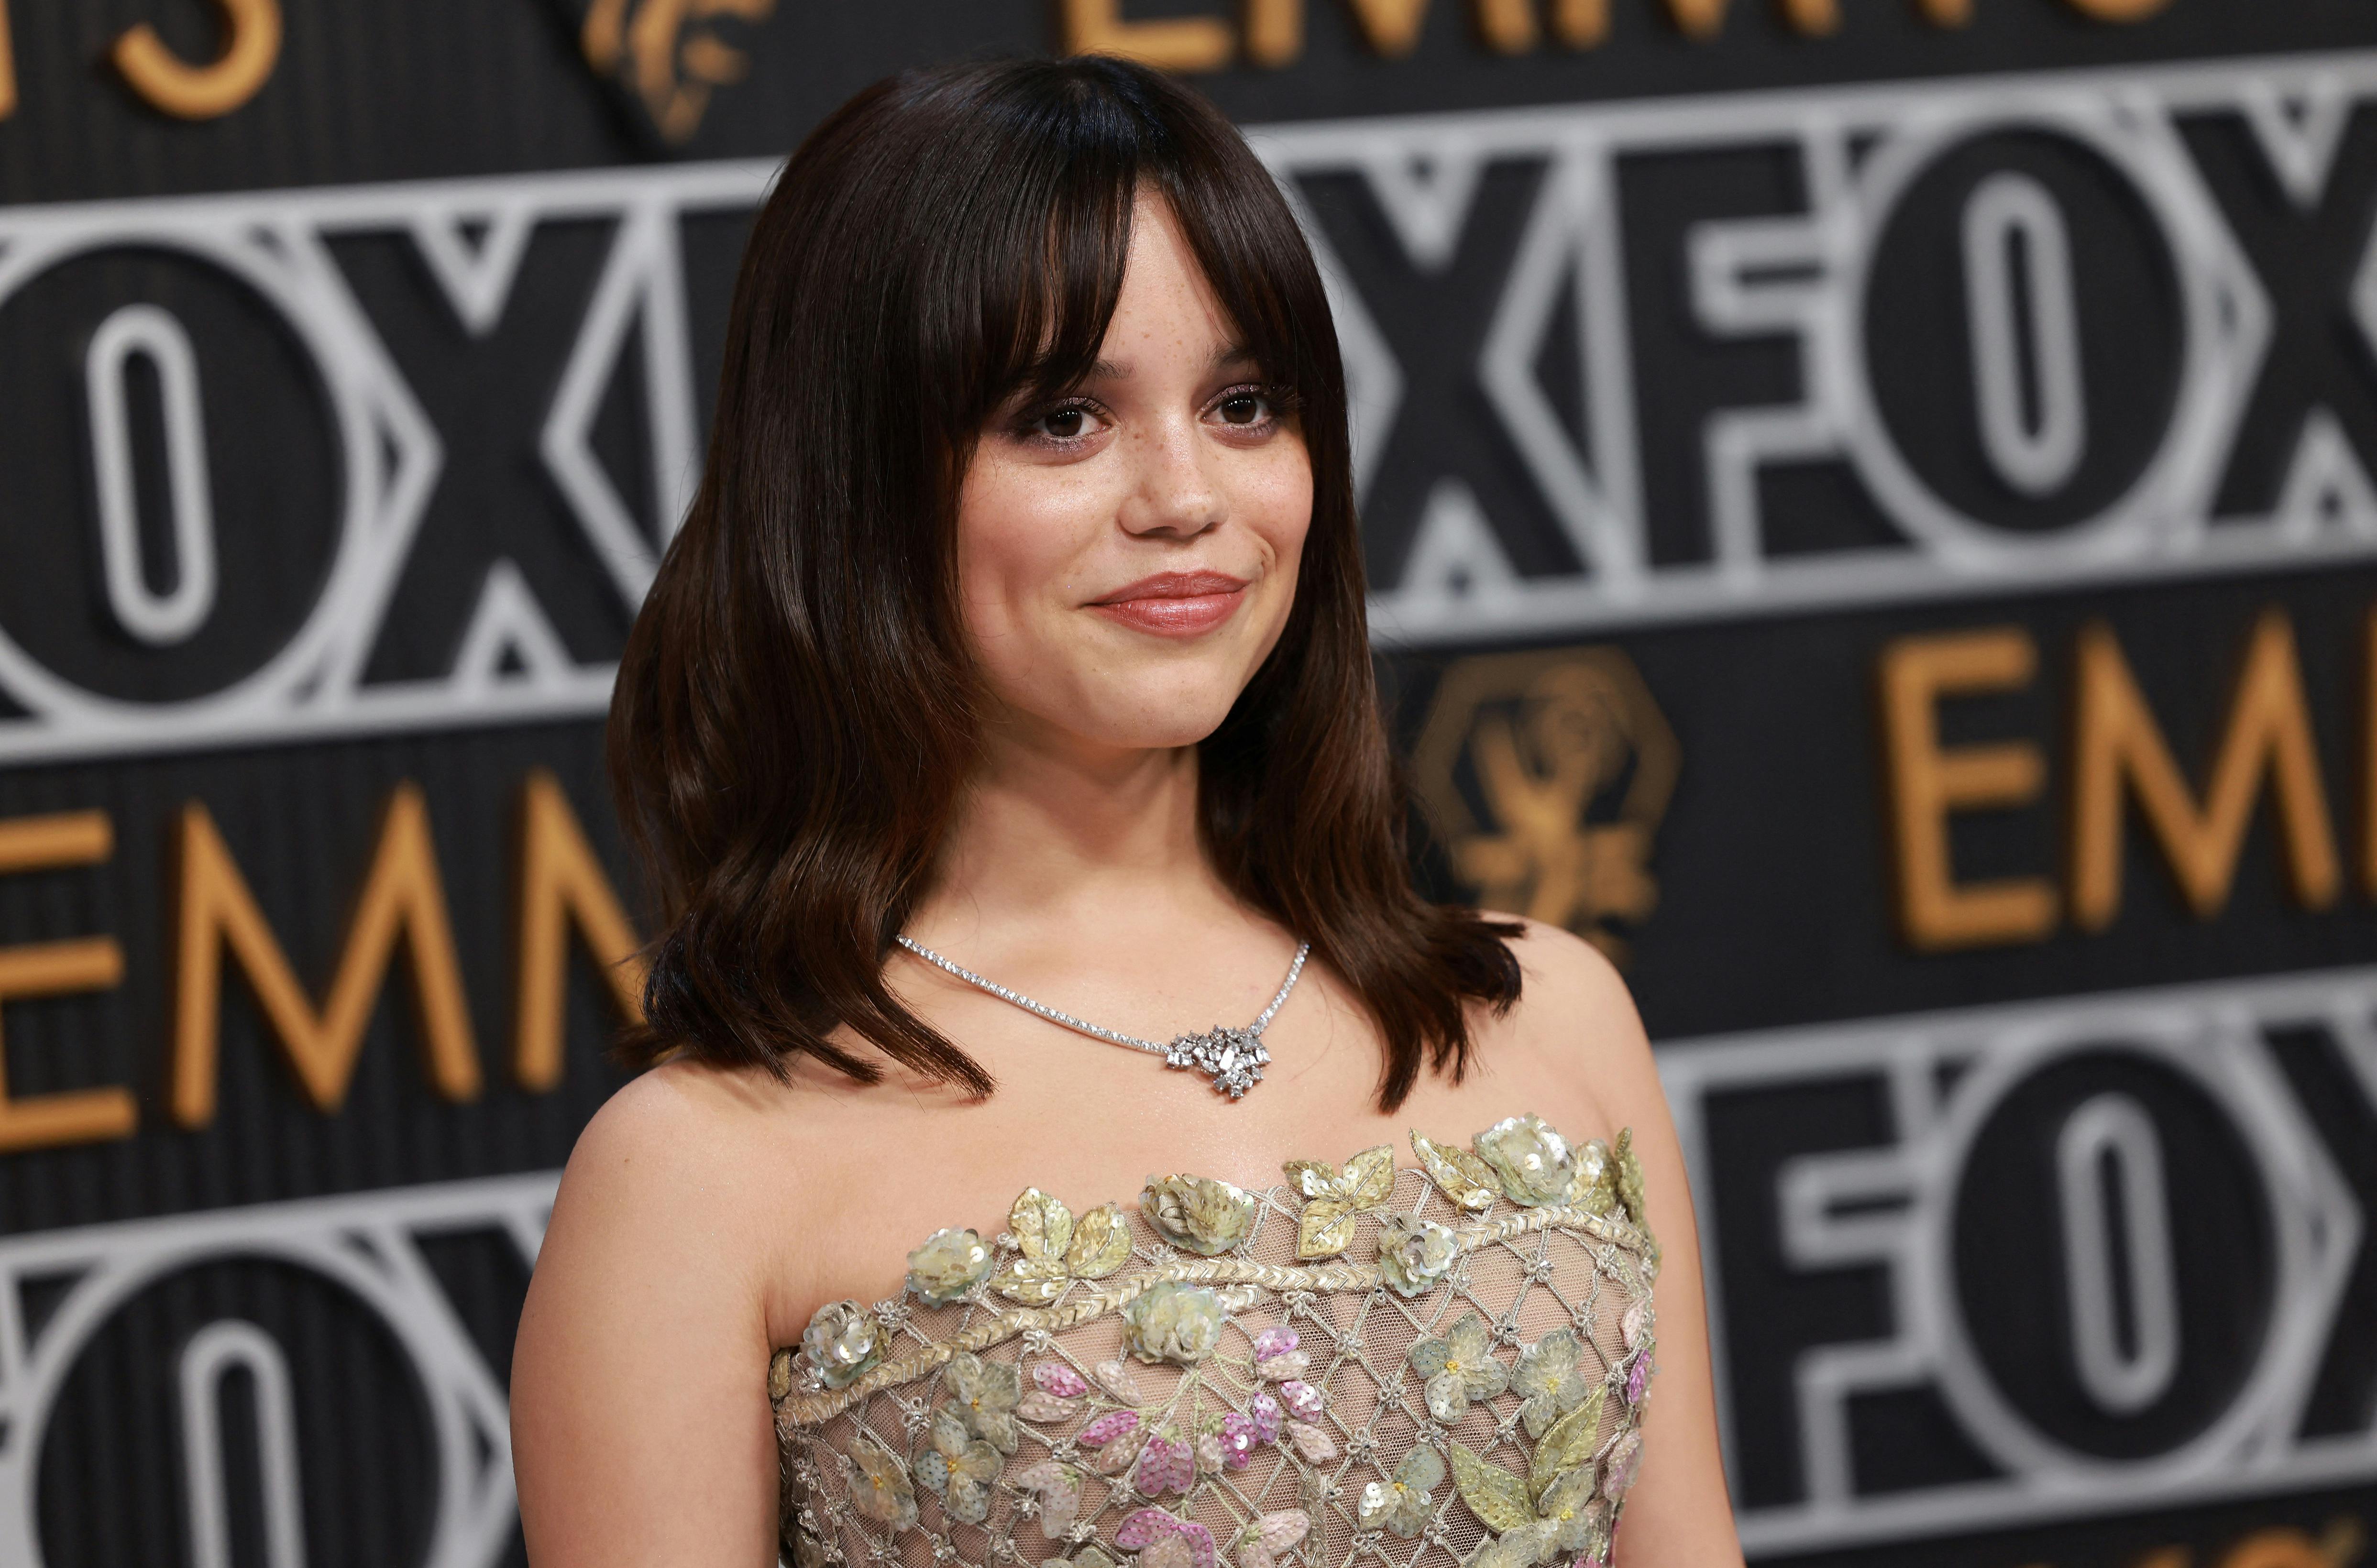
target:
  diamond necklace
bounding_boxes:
[891,934,1310,1099]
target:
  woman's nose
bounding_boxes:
[1116,417,1225,538]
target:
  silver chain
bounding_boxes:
[891,934,1310,1098]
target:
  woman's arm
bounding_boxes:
[511,1069,785,1566]
[1506,925,1746,1568]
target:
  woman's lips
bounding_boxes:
[1088,571,1250,637]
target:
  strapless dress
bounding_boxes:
[770,1113,1660,1568]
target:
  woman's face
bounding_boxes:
[954,194,1314,756]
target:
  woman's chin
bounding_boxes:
[1006,688,1244,756]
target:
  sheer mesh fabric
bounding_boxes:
[771,1154,1658,1568]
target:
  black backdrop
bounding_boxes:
[3,2,2377,1565]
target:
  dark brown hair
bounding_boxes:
[608,55,1519,1110]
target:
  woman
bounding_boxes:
[512,55,1740,1568]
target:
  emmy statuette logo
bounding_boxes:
[567,0,777,144]
[1412,647,1678,959]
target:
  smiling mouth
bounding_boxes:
[1088,571,1251,637]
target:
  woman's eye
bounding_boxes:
[1215,392,1271,427]
[1030,405,1100,442]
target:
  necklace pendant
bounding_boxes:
[1167,1026,1270,1099]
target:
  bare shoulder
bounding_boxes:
[558,1060,786,1229]
[533,1054,841,1337]
[569,1055,785,1165]
[1467,917,1665,1142]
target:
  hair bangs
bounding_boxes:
[963,78,1321,430]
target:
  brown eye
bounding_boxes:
[1036,407,1089,440]
[1218,393,1268,426]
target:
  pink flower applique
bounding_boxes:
[1118,1508,1218,1568]
[1133,1433,1195,1496]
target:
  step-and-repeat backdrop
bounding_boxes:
[2,1,2374,1564]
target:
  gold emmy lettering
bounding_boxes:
[1473,0,1538,51]
[512,769,647,1092]
[2216,1520,2363,1568]
[1337,0,1431,55]
[111,0,280,120]
[1549,0,1608,46]
[2062,0,2171,18]
[2358,613,2377,907]
[1060,0,1235,71]
[1662,0,1838,37]
[1877,627,2057,952]
[1063,0,2037,60]
[2070,609,2339,930]
[0,0,17,119]
[581,0,776,144]
[171,784,482,1127]
[1332,0,1558,55]
[2364,610,2377,898]
[0,811,134,1153]
[1244,0,1305,66]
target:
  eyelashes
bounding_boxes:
[1018,397,1108,446]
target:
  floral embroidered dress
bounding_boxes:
[771,1114,1660,1568]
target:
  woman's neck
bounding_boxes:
[910,713,1244,947]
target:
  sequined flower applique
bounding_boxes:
[1473,1114,1576,1207]
[847,1433,918,1529]
[803,1300,884,1390]
[1279,1144,1395,1259]
[1356,1444,1443,1537]
[1451,1383,1617,1568]
[1564,1139,1618,1216]
[992,1188,1134,1305]
[941,1352,1022,1452]
[918,1407,1003,1524]
[1377,1216,1460,1298]
[1141,1174,1257,1256]
[906,1228,994,1306]
[1122,1282,1226,1365]
[1509,1328,1589,1438]
[1407,1310,1508,1422]
[1457,1456,1608,1568]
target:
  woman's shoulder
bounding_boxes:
[1455,916,1665,1142]
[545,1056,833,1289]
[568,1056,786,1187]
